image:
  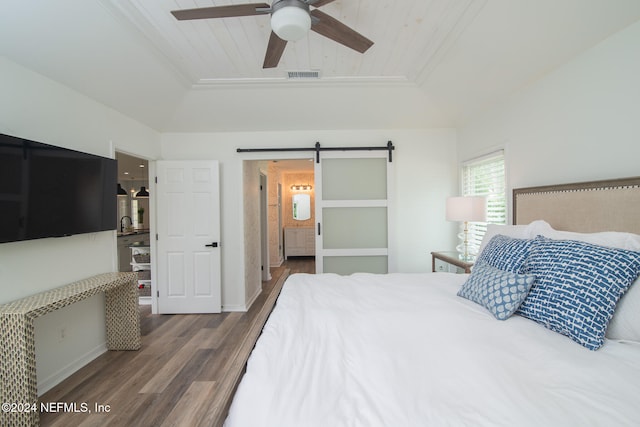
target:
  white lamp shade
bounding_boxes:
[271,6,311,41]
[446,196,487,222]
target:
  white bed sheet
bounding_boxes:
[225,273,640,427]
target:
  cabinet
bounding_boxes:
[117,233,150,272]
[284,227,315,259]
[130,243,152,304]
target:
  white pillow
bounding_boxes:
[528,219,640,250]
[527,220,640,342]
[477,223,532,256]
[610,281,640,342]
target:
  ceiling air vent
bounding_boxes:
[287,70,321,80]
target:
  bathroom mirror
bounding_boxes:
[292,194,311,220]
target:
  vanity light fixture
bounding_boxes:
[291,184,312,191]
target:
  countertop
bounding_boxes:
[117,229,150,238]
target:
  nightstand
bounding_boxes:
[431,251,474,274]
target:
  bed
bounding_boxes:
[224,176,640,427]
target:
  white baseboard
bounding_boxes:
[222,304,248,312]
[139,296,152,305]
[37,343,107,396]
[244,285,262,311]
[223,285,261,313]
[224,284,262,312]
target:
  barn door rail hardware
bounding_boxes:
[237,141,395,163]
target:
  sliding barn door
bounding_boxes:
[315,152,393,274]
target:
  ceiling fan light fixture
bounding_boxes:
[271,1,311,42]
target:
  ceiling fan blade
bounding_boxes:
[171,3,270,21]
[310,9,373,54]
[263,32,288,68]
[309,0,337,7]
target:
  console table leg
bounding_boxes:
[1,314,39,427]
[104,279,141,351]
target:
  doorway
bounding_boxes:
[115,151,152,306]
[252,158,316,279]
[260,173,271,281]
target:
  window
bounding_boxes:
[461,150,506,252]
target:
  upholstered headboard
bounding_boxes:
[513,176,640,234]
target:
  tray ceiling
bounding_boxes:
[105,0,482,86]
[2,1,640,132]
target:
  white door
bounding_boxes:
[156,161,221,313]
[315,152,393,274]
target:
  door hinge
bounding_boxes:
[157,290,159,298]
[156,233,158,241]
[155,176,158,184]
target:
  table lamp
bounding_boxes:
[446,196,487,261]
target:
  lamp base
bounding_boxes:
[456,244,476,262]
[456,223,478,262]
[455,249,476,262]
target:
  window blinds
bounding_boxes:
[461,150,506,252]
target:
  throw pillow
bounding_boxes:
[518,236,640,350]
[476,234,535,273]
[458,261,536,320]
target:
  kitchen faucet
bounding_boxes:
[120,216,132,233]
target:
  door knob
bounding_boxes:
[205,242,218,248]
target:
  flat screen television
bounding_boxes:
[0,132,117,243]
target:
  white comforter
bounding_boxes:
[225,273,640,427]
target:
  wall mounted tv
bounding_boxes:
[0,132,117,244]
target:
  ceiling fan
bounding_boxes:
[171,0,374,69]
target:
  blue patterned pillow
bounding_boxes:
[477,234,535,273]
[458,261,536,320]
[518,236,640,350]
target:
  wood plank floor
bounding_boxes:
[39,258,314,427]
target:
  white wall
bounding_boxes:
[161,129,458,309]
[458,20,640,211]
[0,57,160,394]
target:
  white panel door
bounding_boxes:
[156,161,221,313]
[315,152,393,274]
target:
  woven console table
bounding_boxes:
[0,272,141,427]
